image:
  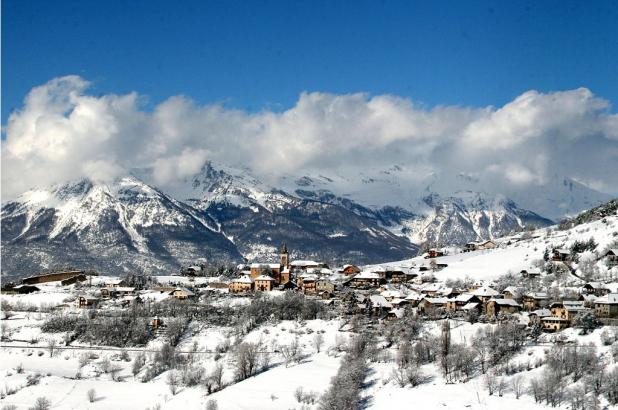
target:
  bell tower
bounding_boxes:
[280,243,289,269]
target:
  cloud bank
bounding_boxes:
[2,75,618,200]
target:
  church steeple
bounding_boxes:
[280,243,289,268]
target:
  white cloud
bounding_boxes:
[2,75,618,200]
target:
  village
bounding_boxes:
[2,210,618,410]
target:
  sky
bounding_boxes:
[2,0,618,200]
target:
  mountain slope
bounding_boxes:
[1,177,241,279]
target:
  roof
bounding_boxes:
[170,287,195,296]
[232,276,254,284]
[529,308,552,317]
[388,308,405,319]
[255,275,275,281]
[524,292,549,299]
[554,248,570,254]
[595,293,618,305]
[605,249,618,256]
[462,302,480,310]
[290,260,320,267]
[489,298,520,307]
[472,286,500,297]
[541,316,569,322]
[370,295,392,308]
[381,290,403,299]
[354,271,381,280]
[421,297,448,305]
[453,293,477,303]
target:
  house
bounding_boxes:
[290,260,322,271]
[348,272,382,288]
[522,292,549,311]
[169,287,195,300]
[76,296,99,308]
[541,316,570,332]
[385,270,408,283]
[605,249,618,267]
[418,297,448,314]
[297,273,318,294]
[445,294,481,311]
[468,281,485,292]
[369,295,393,314]
[255,275,275,292]
[387,308,405,320]
[461,302,482,314]
[472,286,501,304]
[316,279,335,294]
[581,282,610,297]
[486,298,521,316]
[340,265,361,275]
[420,283,443,297]
[478,240,497,250]
[229,276,254,293]
[404,292,423,307]
[528,309,552,325]
[250,263,281,281]
[426,248,446,258]
[463,242,479,252]
[150,316,164,329]
[552,249,571,262]
[550,301,587,324]
[594,293,618,318]
[184,266,202,276]
[502,286,520,300]
[105,279,127,288]
[381,290,403,302]
[520,268,542,279]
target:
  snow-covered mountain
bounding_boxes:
[1,177,241,278]
[2,161,611,278]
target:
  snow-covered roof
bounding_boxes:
[255,275,275,281]
[381,290,403,299]
[405,292,422,301]
[524,292,549,299]
[554,248,570,254]
[290,260,320,267]
[472,286,500,297]
[354,271,381,280]
[462,302,480,310]
[170,287,195,296]
[595,293,618,305]
[388,308,405,318]
[299,273,318,281]
[233,276,254,284]
[489,298,520,307]
[453,293,477,303]
[370,295,392,308]
[421,297,448,305]
[529,308,552,317]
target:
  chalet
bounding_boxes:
[445,294,481,312]
[541,316,570,332]
[169,287,196,300]
[290,260,322,271]
[605,249,618,267]
[486,298,521,316]
[229,276,254,293]
[528,309,552,325]
[100,287,135,299]
[348,272,381,288]
[426,248,446,258]
[381,290,403,302]
[478,240,497,250]
[255,275,275,292]
[420,283,443,297]
[502,286,520,300]
[550,301,587,324]
[520,268,542,279]
[370,295,393,314]
[404,292,423,307]
[468,281,485,292]
[385,270,408,283]
[463,242,479,252]
[472,286,500,304]
[552,249,571,262]
[105,279,127,288]
[522,292,549,311]
[387,308,405,320]
[581,282,610,297]
[340,265,361,275]
[461,302,482,314]
[594,293,618,318]
[316,279,335,294]
[76,296,99,308]
[439,287,461,298]
[297,273,318,294]
[418,297,447,314]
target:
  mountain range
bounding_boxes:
[1,161,612,278]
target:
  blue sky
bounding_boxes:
[3,0,618,124]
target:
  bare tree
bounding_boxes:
[484,373,497,396]
[511,375,525,399]
[233,342,260,381]
[281,338,302,367]
[166,370,180,395]
[87,388,96,403]
[313,333,324,353]
[46,339,57,358]
[29,397,51,410]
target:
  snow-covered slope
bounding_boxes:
[1,177,241,278]
[370,198,618,282]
